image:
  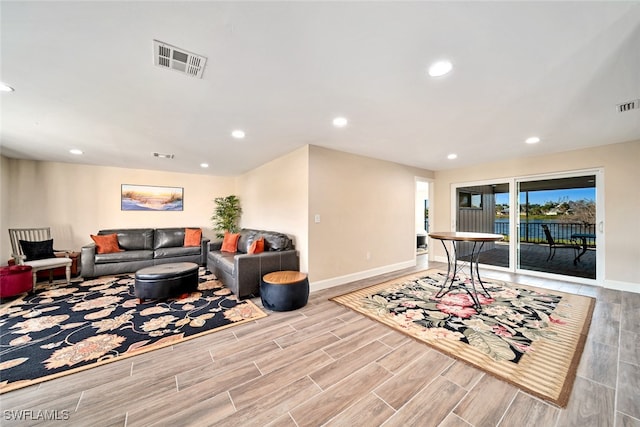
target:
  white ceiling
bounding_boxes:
[1,1,639,176]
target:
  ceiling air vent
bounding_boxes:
[616,99,639,113]
[153,40,207,79]
[153,152,175,159]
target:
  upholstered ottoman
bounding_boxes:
[134,262,199,303]
[0,265,34,298]
[261,271,309,311]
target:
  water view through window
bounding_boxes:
[456,175,597,279]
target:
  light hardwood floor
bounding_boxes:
[1,258,639,427]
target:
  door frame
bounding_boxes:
[451,168,604,285]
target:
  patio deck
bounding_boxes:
[460,242,596,279]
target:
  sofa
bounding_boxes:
[81,228,209,278]
[207,228,299,299]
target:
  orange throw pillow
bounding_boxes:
[184,228,202,247]
[221,232,240,253]
[248,237,264,255]
[91,233,122,254]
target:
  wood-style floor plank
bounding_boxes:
[289,363,393,427]
[0,258,637,427]
[453,374,519,427]
[498,392,559,426]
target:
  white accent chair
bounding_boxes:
[8,228,72,292]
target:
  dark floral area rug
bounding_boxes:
[0,268,266,394]
[331,269,594,407]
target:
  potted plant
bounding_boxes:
[211,195,242,238]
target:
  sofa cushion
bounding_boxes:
[221,232,240,253]
[237,230,257,254]
[260,231,293,251]
[19,239,56,260]
[100,229,154,250]
[184,228,202,247]
[215,252,236,276]
[248,237,265,255]
[154,228,185,249]
[95,250,153,264]
[154,246,201,259]
[91,234,122,254]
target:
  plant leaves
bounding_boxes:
[465,329,516,361]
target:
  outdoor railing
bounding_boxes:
[494,221,596,246]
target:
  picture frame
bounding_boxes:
[459,191,482,209]
[121,184,183,211]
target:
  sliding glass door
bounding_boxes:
[516,175,597,279]
[454,170,602,281]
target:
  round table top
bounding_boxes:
[263,270,308,285]
[428,231,504,242]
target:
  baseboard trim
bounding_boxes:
[434,255,640,294]
[310,260,416,293]
[602,279,640,294]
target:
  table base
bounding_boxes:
[436,240,491,312]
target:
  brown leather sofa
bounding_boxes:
[207,229,299,299]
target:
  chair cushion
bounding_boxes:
[184,228,202,247]
[91,234,122,254]
[19,239,56,261]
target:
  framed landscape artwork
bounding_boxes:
[121,184,183,211]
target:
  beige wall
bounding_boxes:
[236,146,310,273]
[308,145,434,283]
[433,139,640,288]
[1,157,236,260]
[1,156,10,258]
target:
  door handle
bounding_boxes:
[598,221,604,233]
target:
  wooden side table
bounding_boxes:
[261,271,309,311]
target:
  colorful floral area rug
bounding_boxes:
[0,268,266,394]
[330,270,595,407]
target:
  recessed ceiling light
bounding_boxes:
[525,136,541,144]
[231,130,245,139]
[0,82,15,92]
[200,163,209,168]
[69,149,83,155]
[332,117,348,128]
[428,60,453,77]
[447,153,458,160]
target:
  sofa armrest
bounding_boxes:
[200,237,210,265]
[80,244,97,278]
[234,250,300,298]
[208,240,223,252]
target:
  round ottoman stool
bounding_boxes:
[261,271,309,311]
[0,265,34,298]
[134,262,199,303]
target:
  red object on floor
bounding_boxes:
[0,265,33,298]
